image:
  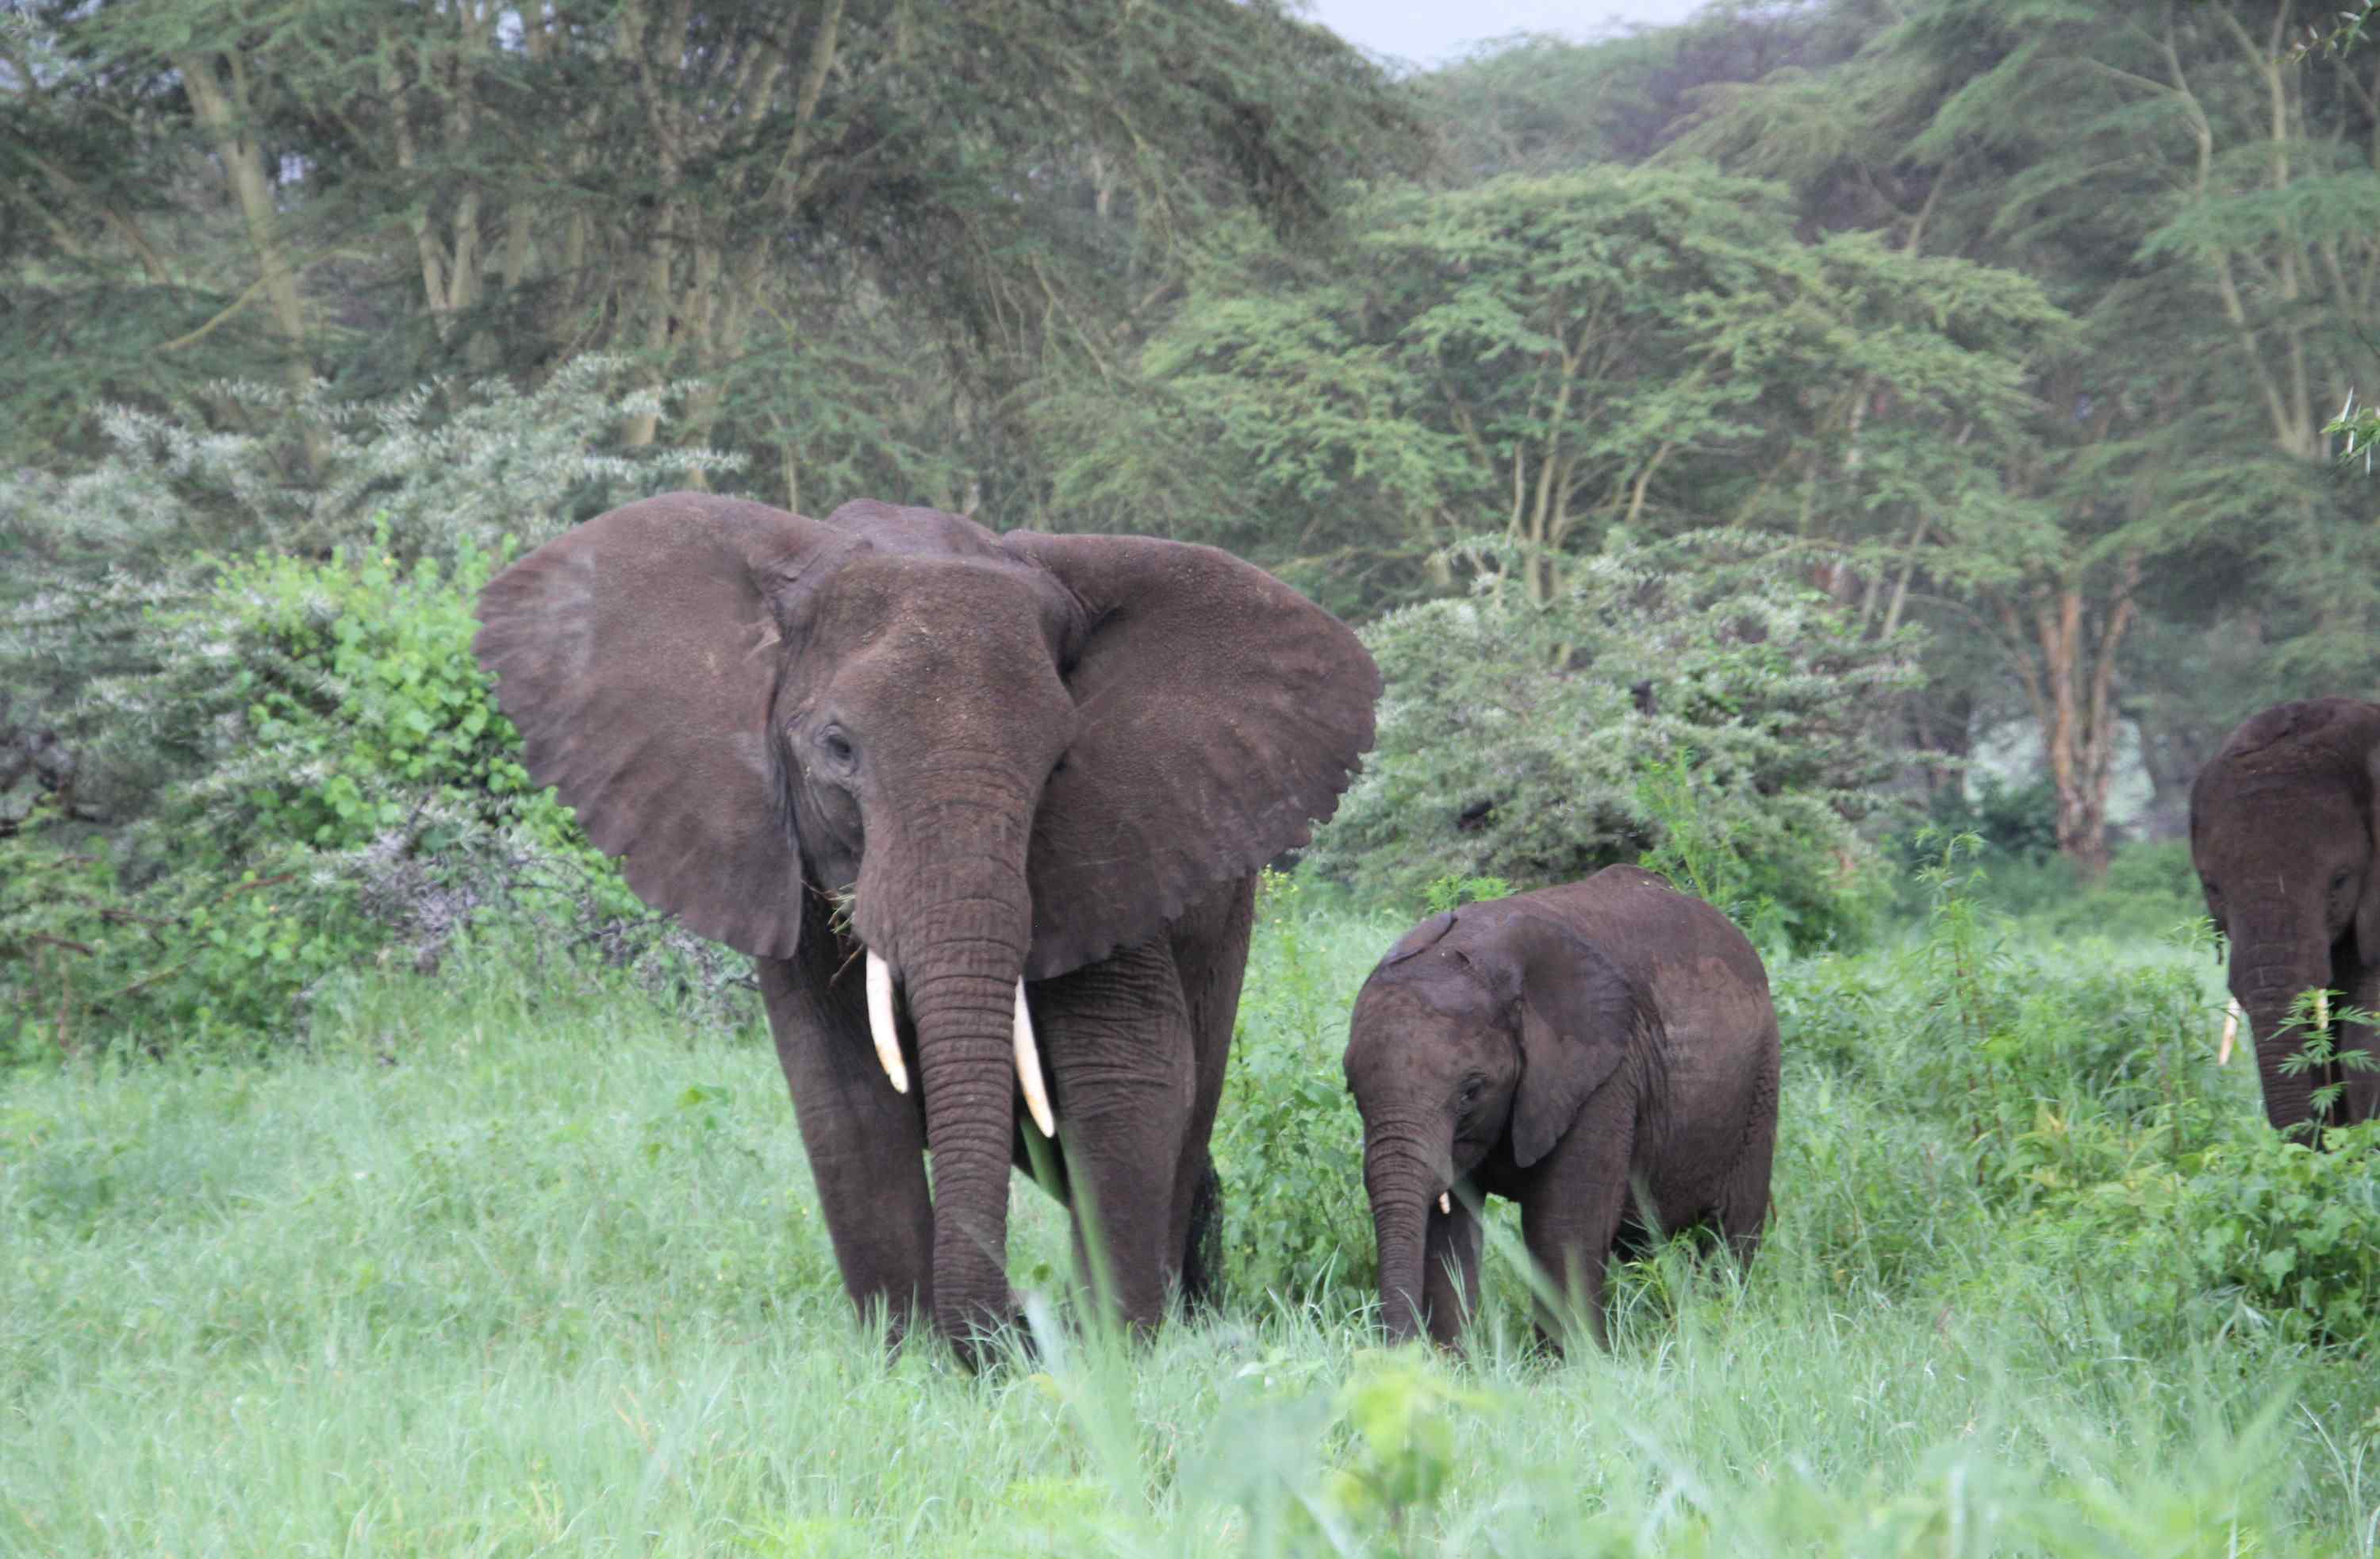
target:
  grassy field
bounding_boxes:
[5,881,2378,1557]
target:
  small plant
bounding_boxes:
[2276,988,2379,1130]
[1299,1354,1495,1557]
[1421,873,1512,915]
[1912,826,2002,1052]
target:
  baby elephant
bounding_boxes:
[1342,866,1780,1352]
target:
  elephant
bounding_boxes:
[1341,866,1779,1353]
[472,491,1380,1365]
[2190,696,2380,1139]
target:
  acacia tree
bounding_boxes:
[2,0,1422,519]
[1669,0,2380,874]
[1112,163,2058,620]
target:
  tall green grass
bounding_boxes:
[4,878,2376,1556]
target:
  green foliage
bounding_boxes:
[2290,0,2380,63]
[1307,530,1917,954]
[0,528,680,1054]
[1117,163,2061,619]
[186,534,593,862]
[1209,872,1392,1300]
[0,367,743,835]
[5,872,2377,1554]
[1906,776,2061,867]
[1299,1355,1491,1554]
[2278,992,2380,1128]
[0,823,367,1058]
[1418,874,1511,915]
[1914,838,2209,945]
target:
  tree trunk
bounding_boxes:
[175,49,324,476]
[2001,554,2140,882]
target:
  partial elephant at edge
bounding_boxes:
[2190,696,2380,1139]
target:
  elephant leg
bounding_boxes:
[1166,875,1257,1314]
[1422,1189,1484,1350]
[1031,935,1197,1337]
[758,934,935,1345]
[1518,1090,1636,1355]
[1716,1045,1779,1269]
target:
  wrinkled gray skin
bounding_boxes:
[474,493,1379,1368]
[2190,697,2380,1140]
[1342,866,1779,1353]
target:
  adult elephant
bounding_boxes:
[2190,697,2380,1138]
[1342,866,1779,1353]
[473,492,1380,1365]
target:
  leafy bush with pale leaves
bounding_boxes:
[1,359,742,822]
[1,525,749,1057]
[1303,531,1921,952]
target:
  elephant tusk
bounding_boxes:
[866,950,908,1095]
[2218,996,2240,1066]
[2316,989,2330,1031]
[1439,1191,1452,1215]
[1015,979,1057,1138]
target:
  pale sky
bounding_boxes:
[1297,0,1710,70]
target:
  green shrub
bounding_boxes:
[2021,1119,2380,1346]
[1304,531,1920,955]
[1900,775,2060,868]
[1211,872,1394,1300]
[0,528,735,1056]
[1418,873,1512,914]
[0,824,367,1058]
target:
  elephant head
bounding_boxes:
[474,493,1379,1358]
[1342,905,1649,1344]
[2190,696,2380,1138]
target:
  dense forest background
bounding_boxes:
[6,0,2380,1040]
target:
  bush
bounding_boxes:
[1210,872,1395,1300]
[1,362,741,831]
[1304,531,1921,954]
[1,529,747,1056]
[1899,775,2059,869]
[2020,1119,2380,1346]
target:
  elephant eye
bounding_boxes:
[2332,869,2354,893]
[1457,1077,1483,1108]
[818,727,856,767]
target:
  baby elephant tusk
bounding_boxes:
[866,950,909,1094]
[1439,1191,1453,1215]
[2316,989,2330,1031]
[1015,980,1057,1138]
[2217,996,2240,1066]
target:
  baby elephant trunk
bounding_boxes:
[1364,1127,1445,1344]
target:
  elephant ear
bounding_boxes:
[1378,912,1459,970]
[473,493,848,961]
[1497,911,1647,1169]
[1000,532,1381,979]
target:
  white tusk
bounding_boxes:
[2316,989,2330,1031]
[1015,980,1057,1137]
[866,951,908,1094]
[2218,996,2240,1066]
[1439,1191,1452,1215]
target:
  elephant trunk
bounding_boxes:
[1364,1123,1445,1345]
[861,805,1039,1369]
[2233,923,2331,1139]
